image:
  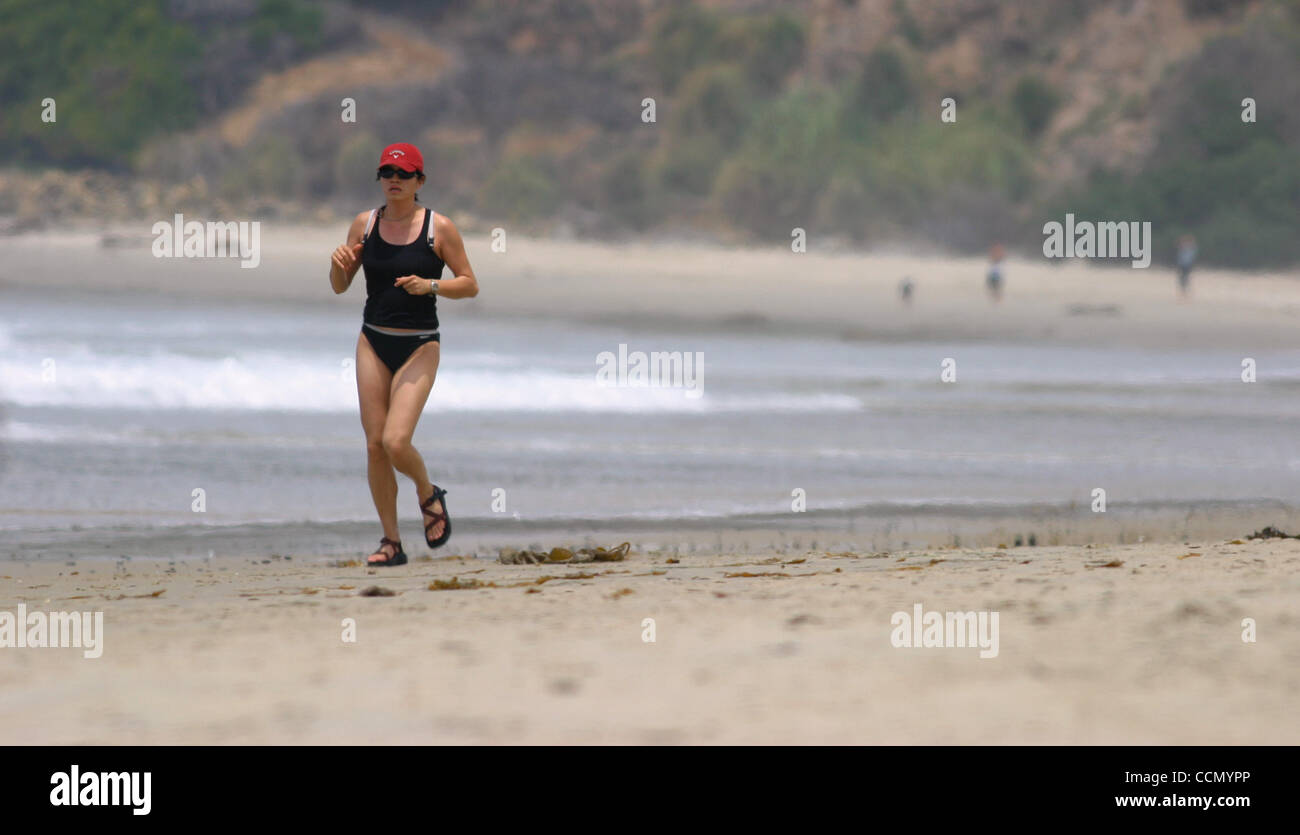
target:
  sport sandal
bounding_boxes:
[421,485,452,549]
[367,536,407,567]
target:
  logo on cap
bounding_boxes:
[388,150,404,157]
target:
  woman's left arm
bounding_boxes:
[436,214,482,300]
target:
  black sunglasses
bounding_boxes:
[377,166,420,180]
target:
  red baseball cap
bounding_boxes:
[378,142,424,173]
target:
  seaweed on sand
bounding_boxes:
[1247,526,1299,540]
[498,542,632,565]
[428,576,497,591]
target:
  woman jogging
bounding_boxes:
[328,142,479,566]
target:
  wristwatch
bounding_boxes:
[428,279,439,296]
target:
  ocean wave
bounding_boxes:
[0,350,862,414]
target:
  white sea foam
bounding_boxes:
[0,349,861,414]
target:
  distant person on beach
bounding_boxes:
[986,243,1005,302]
[899,276,914,305]
[1176,234,1197,298]
[328,142,479,565]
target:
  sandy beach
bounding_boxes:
[4,225,1299,744]
[2,535,1296,745]
[7,223,1300,349]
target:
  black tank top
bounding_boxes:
[361,207,444,329]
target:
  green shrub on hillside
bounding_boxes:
[1183,0,1254,18]
[1051,137,1300,268]
[674,64,757,146]
[1051,18,1300,267]
[843,46,918,133]
[0,0,200,167]
[651,57,763,198]
[650,4,805,94]
[0,0,347,170]
[1010,76,1061,138]
[893,0,926,48]
[649,134,727,196]
[913,110,1036,201]
[252,0,325,51]
[815,109,1033,244]
[334,133,384,203]
[479,153,561,225]
[714,11,806,93]
[712,87,840,235]
[601,149,658,229]
[649,4,722,91]
[220,135,306,202]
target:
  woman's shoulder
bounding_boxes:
[429,209,461,238]
[347,209,374,241]
[345,209,371,232]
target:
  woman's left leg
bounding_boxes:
[380,341,445,539]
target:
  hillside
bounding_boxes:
[1,0,1297,266]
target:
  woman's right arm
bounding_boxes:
[329,212,369,294]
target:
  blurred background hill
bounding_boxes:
[1,0,1297,266]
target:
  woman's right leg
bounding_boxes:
[357,331,400,555]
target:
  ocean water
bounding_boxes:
[3,284,1300,558]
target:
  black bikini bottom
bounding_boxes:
[361,324,439,374]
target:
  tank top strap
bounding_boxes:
[361,207,379,245]
[424,206,435,250]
